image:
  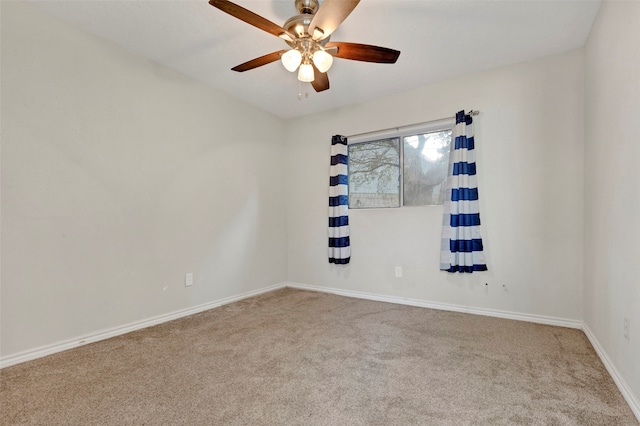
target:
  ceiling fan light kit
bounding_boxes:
[281,44,333,78]
[209,0,400,95]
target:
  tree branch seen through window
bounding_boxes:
[348,129,451,209]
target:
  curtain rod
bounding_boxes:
[346,110,480,139]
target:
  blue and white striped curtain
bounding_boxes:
[329,135,350,264]
[440,111,487,273]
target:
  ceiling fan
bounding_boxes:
[209,0,401,93]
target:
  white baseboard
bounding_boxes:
[285,282,583,329]
[3,282,579,369]
[583,324,640,422]
[0,283,287,369]
[3,281,638,423]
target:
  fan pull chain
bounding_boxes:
[297,82,311,100]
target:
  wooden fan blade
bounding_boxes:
[231,50,287,72]
[325,42,400,63]
[209,0,295,42]
[311,64,330,92]
[308,0,360,41]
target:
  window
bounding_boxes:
[348,138,400,209]
[403,129,452,206]
[348,127,452,209]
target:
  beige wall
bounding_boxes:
[286,50,585,322]
[1,1,287,357]
[1,1,638,414]
[584,0,640,408]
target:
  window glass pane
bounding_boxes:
[403,130,451,206]
[348,138,400,209]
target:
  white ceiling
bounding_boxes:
[30,0,601,119]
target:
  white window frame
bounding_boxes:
[348,120,454,209]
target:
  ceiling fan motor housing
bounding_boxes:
[283,1,330,50]
[295,0,319,15]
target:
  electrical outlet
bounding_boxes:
[623,317,630,341]
[185,272,194,287]
[395,266,403,278]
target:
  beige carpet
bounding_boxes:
[1,288,637,425]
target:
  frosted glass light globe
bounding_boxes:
[297,63,315,82]
[281,49,302,72]
[312,50,333,73]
